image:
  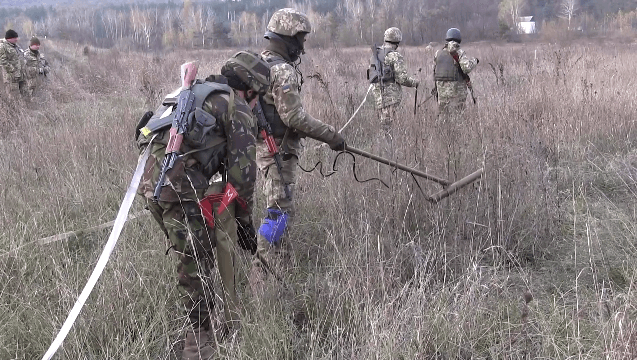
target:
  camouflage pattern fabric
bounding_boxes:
[137,88,257,330]
[377,104,398,158]
[0,39,24,96]
[434,41,478,115]
[266,8,311,37]
[253,48,340,271]
[371,43,419,110]
[23,49,49,96]
[384,27,403,43]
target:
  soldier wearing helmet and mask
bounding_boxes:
[433,28,479,117]
[251,8,346,282]
[135,51,269,359]
[370,27,420,156]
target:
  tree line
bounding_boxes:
[1,0,636,50]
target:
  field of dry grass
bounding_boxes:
[2,39,637,359]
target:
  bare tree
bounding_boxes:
[559,0,578,29]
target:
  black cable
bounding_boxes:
[297,150,389,188]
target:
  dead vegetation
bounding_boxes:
[1,41,637,359]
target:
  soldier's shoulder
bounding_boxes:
[385,50,403,61]
[203,91,230,117]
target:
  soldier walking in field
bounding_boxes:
[23,37,50,97]
[0,29,25,98]
[369,27,420,156]
[251,8,346,283]
[136,52,270,359]
[433,28,479,117]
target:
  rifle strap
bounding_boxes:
[451,52,470,82]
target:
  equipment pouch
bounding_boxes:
[184,107,218,148]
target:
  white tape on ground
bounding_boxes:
[41,142,153,360]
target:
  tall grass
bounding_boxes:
[1,39,637,359]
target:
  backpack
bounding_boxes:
[367,44,395,84]
[136,78,234,150]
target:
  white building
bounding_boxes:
[517,16,537,34]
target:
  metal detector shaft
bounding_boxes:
[345,145,451,187]
[427,168,483,203]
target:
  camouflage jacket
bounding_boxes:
[23,49,49,79]
[434,41,478,100]
[371,43,419,109]
[0,39,24,83]
[260,49,340,155]
[137,87,257,221]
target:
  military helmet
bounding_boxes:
[384,27,402,43]
[445,28,462,43]
[266,8,312,37]
[221,51,271,95]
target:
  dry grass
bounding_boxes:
[2,39,637,359]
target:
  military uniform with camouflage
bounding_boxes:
[0,29,25,97]
[136,52,269,360]
[23,37,50,96]
[252,8,345,278]
[434,28,479,116]
[370,27,419,151]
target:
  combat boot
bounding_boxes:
[182,326,215,360]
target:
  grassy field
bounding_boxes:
[1,39,637,359]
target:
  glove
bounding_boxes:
[328,132,346,151]
[135,111,154,141]
[39,68,44,74]
[237,220,257,254]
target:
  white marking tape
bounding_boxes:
[339,84,373,133]
[41,141,153,360]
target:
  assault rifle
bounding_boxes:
[450,52,476,104]
[253,101,292,201]
[153,61,198,201]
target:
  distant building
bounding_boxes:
[517,16,537,34]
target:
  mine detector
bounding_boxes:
[345,145,483,203]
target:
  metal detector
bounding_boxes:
[345,145,483,203]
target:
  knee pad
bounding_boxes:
[258,208,289,244]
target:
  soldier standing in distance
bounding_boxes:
[0,29,25,97]
[23,37,50,97]
[136,52,270,360]
[252,8,345,282]
[370,27,420,156]
[433,28,479,117]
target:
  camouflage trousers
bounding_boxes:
[377,105,398,160]
[146,183,239,331]
[24,77,42,97]
[436,81,468,120]
[252,144,298,275]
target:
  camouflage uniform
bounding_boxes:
[23,48,49,96]
[254,8,344,275]
[137,83,257,334]
[434,41,478,116]
[0,39,25,97]
[370,28,419,154]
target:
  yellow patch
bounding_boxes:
[141,127,152,137]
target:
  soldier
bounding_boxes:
[370,27,420,154]
[433,28,479,117]
[136,51,269,360]
[0,29,25,97]
[23,36,50,97]
[252,8,345,281]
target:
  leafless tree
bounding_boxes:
[559,0,578,29]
